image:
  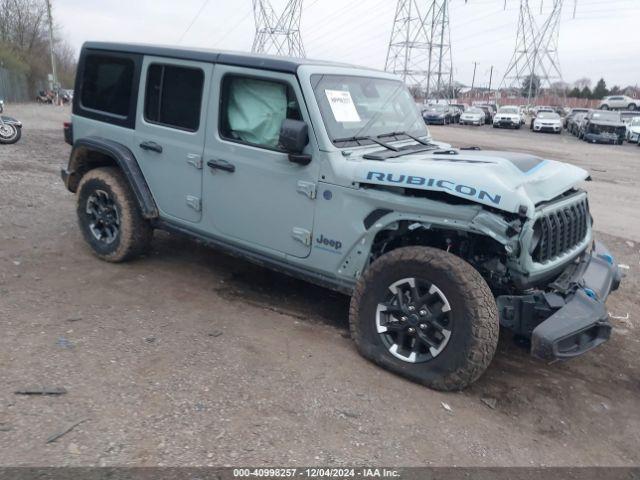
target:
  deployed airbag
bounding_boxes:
[227,78,287,147]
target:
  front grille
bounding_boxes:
[532,196,590,263]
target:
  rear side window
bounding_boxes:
[81,54,134,117]
[144,64,204,131]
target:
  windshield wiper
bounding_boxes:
[376,131,435,146]
[333,135,400,152]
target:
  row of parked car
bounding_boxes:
[421,103,527,128]
[564,108,639,144]
[419,102,640,145]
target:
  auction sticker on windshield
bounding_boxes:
[325,90,361,122]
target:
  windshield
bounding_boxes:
[591,111,620,122]
[466,108,482,114]
[630,118,640,126]
[311,74,427,145]
[426,104,445,112]
[498,107,518,114]
[538,112,560,119]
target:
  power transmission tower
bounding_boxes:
[501,0,565,103]
[385,0,454,100]
[251,0,305,58]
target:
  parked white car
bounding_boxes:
[599,95,640,111]
[532,112,563,133]
[459,107,485,126]
[492,106,524,129]
[626,116,640,143]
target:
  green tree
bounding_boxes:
[568,87,582,98]
[610,85,622,95]
[580,86,593,99]
[521,73,541,98]
[592,78,608,99]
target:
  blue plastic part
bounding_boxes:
[583,287,597,300]
[598,253,614,265]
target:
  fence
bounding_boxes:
[456,91,601,108]
[0,66,30,103]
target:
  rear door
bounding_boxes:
[134,57,213,223]
[201,66,320,258]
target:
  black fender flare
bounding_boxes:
[62,136,158,219]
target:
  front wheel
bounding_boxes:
[600,104,609,110]
[0,124,20,144]
[628,104,637,111]
[76,167,152,262]
[349,247,499,391]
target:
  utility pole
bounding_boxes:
[251,0,305,58]
[45,0,58,97]
[488,65,493,95]
[471,62,478,100]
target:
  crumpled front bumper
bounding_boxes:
[530,241,621,361]
[584,132,621,144]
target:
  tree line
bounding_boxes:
[520,74,637,100]
[0,0,76,92]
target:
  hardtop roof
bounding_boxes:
[82,41,379,75]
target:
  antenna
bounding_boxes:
[251,0,305,57]
[385,0,454,100]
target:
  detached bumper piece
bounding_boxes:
[498,242,621,361]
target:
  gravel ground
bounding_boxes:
[0,104,639,467]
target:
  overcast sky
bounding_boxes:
[53,0,640,88]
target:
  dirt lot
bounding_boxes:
[0,104,639,467]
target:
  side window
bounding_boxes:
[144,64,204,131]
[219,75,301,150]
[81,54,134,117]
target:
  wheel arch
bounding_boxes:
[63,136,158,219]
[338,209,515,281]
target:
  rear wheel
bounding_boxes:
[76,167,152,262]
[349,247,499,391]
[600,104,609,110]
[628,104,637,111]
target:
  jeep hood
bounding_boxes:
[353,149,588,218]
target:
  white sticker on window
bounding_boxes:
[325,90,361,123]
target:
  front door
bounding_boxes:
[202,66,319,258]
[134,56,213,223]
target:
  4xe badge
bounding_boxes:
[315,234,342,253]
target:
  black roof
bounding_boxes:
[83,42,361,74]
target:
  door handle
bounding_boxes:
[139,141,163,153]
[207,159,235,173]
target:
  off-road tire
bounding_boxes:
[76,167,152,262]
[349,246,499,391]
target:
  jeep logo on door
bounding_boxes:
[315,234,342,253]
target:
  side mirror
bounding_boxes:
[279,119,311,165]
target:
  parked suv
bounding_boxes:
[599,95,640,111]
[62,42,621,391]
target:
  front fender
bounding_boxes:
[335,208,516,281]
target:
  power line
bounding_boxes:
[177,0,211,44]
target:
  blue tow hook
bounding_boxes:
[598,253,614,265]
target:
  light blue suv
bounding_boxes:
[62,42,621,390]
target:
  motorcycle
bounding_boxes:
[0,101,23,145]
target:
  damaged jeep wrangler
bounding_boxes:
[62,42,621,390]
